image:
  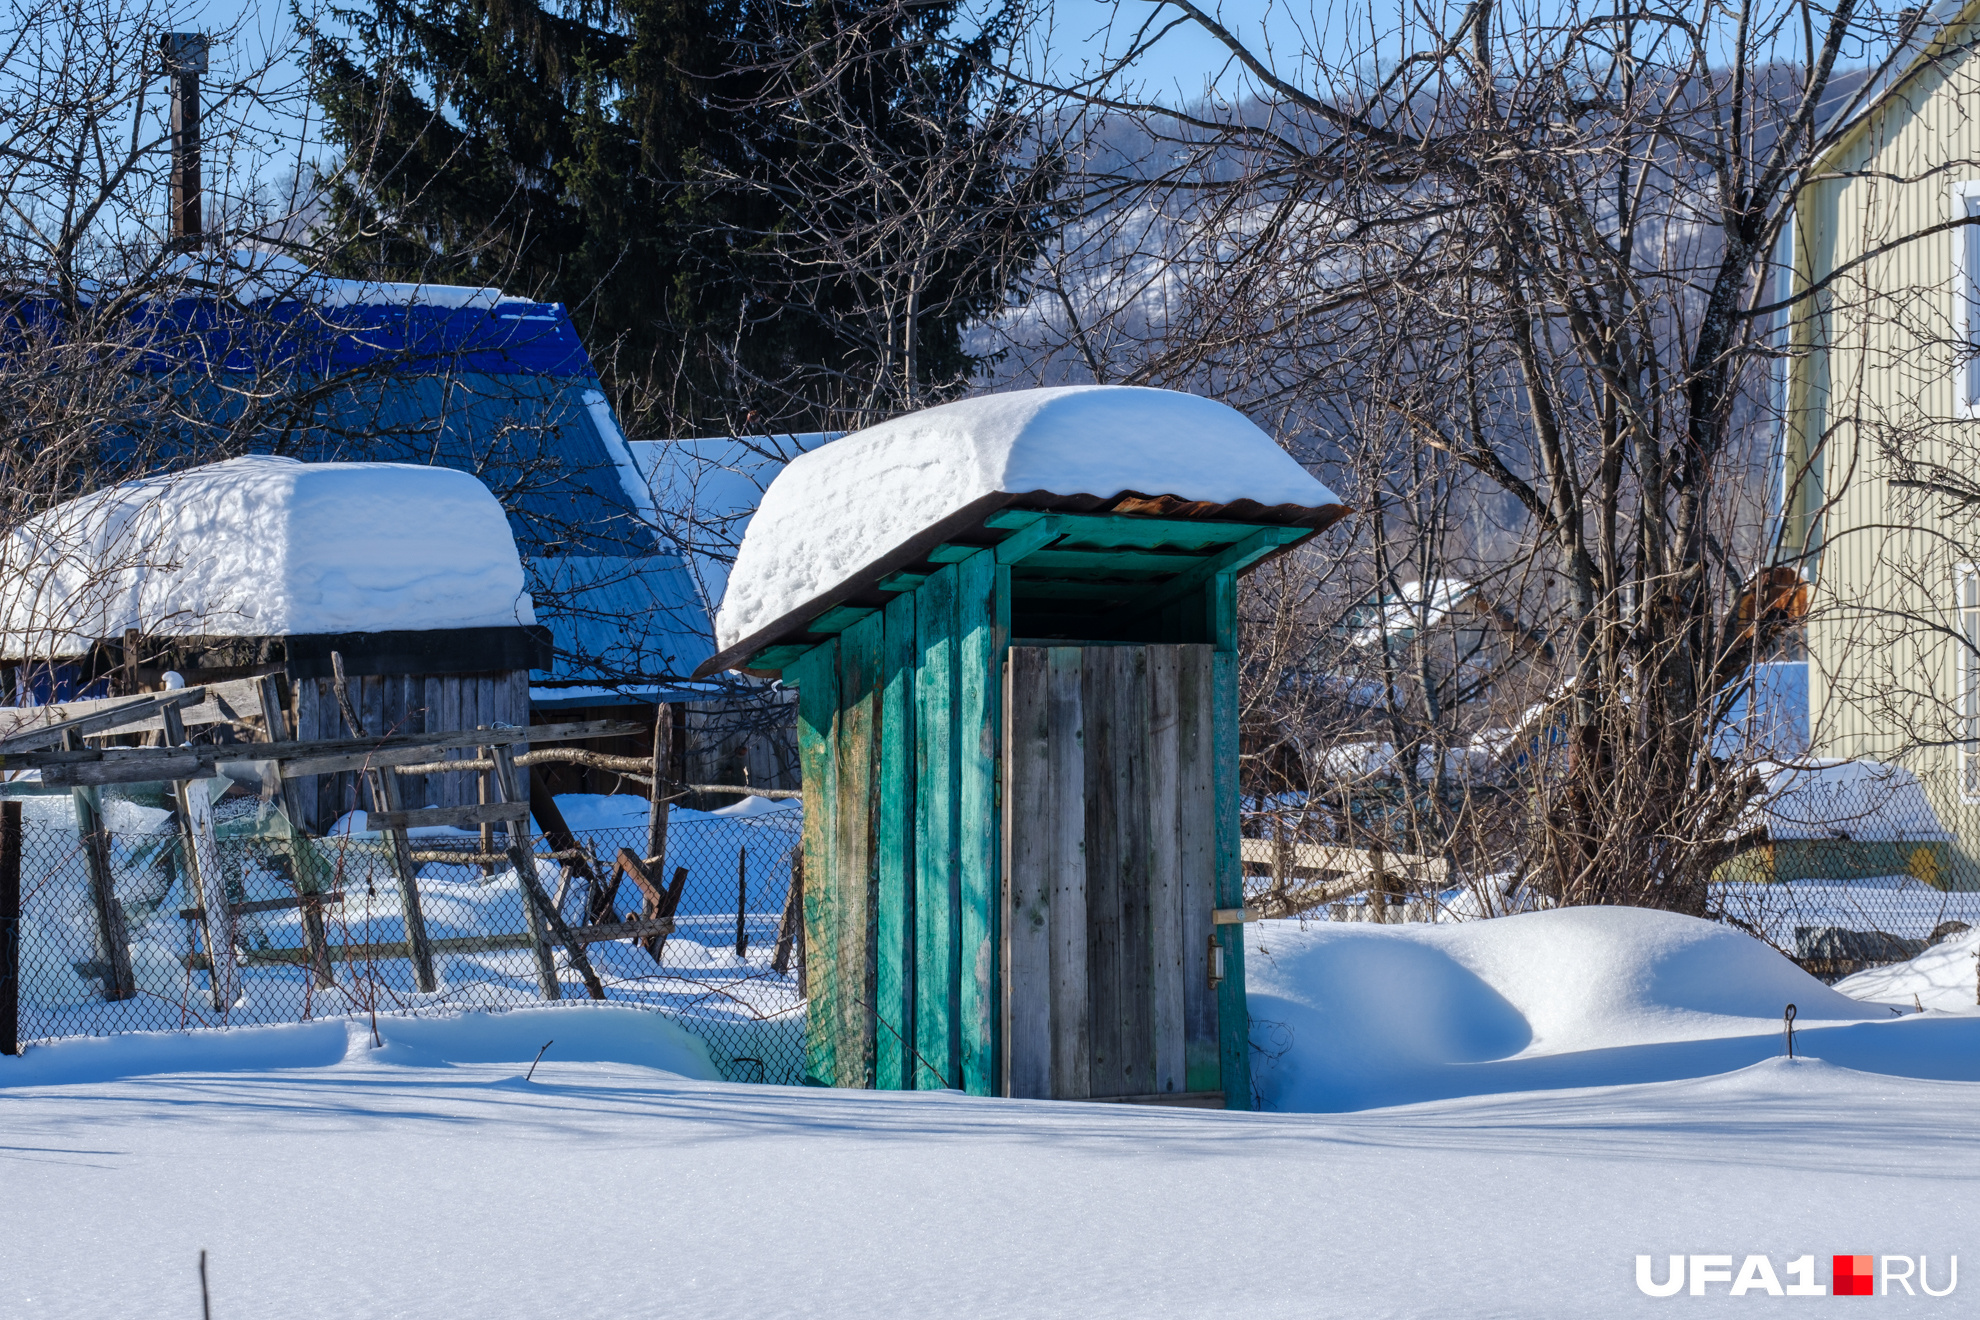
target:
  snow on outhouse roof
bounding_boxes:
[714,386,1344,660]
[0,456,534,659]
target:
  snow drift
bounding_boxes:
[1835,923,1980,1010]
[0,455,535,654]
[1242,906,1978,1111]
[0,1004,720,1088]
[717,386,1341,653]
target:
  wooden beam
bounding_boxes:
[255,674,331,986]
[179,891,345,921]
[64,728,135,1002]
[1017,514,1267,552]
[991,515,1064,565]
[9,719,641,786]
[809,605,877,634]
[1095,526,1307,630]
[489,743,606,1000]
[0,687,209,752]
[366,765,438,992]
[189,915,677,969]
[367,802,530,832]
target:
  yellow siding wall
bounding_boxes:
[1791,21,1980,879]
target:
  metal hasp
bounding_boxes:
[728,506,1332,1111]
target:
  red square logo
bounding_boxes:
[1834,1255,1875,1296]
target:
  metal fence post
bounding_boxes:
[1,799,19,1055]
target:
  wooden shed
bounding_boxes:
[0,456,552,832]
[697,386,1347,1108]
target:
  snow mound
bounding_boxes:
[717,386,1341,653]
[1247,906,1911,1112]
[1835,923,1980,1010]
[0,1005,718,1088]
[0,455,534,654]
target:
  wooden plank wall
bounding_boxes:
[1001,644,1225,1104]
[789,547,1004,1094]
[787,551,1246,1108]
[290,669,529,833]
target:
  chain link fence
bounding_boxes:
[6,784,807,1084]
[1245,758,1980,984]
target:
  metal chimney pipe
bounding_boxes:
[160,33,208,244]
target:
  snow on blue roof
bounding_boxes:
[78,272,712,687]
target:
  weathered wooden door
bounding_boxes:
[1001,645,1223,1102]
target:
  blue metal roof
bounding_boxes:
[97,292,712,686]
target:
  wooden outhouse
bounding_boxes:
[697,386,1347,1108]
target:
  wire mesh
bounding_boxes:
[1244,765,1980,983]
[9,786,807,1085]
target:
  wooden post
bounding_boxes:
[488,743,604,1000]
[614,849,685,965]
[63,729,135,1001]
[1369,845,1392,923]
[160,33,207,242]
[1,799,20,1055]
[365,765,439,992]
[772,847,802,977]
[119,628,142,696]
[477,761,498,880]
[161,700,235,1014]
[256,675,331,987]
[646,702,672,865]
[734,845,748,958]
[528,777,609,923]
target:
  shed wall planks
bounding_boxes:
[1044,647,1091,1100]
[833,613,884,1089]
[787,574,1247,1108]
[1177,647,1222,1093]
[792,641,841,1087]
[913,564,961,1089]
[1145,647,1186,1095]
[1001,647,1055,1100]
[1211,644,1251,1109]
[956,549,1002,1096]
[876,591,917,1090]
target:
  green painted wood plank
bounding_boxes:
[992,515,1064,565]
[914,562,960,1089]
[789,641,841,1088]
[879,572,929,593]
[926,544,981,563]
[957,549,1003,1096]
[876,591,917,1090]
[1209,569,1237,654]
[1211,648,1251,1111]
[833,611,885,1089]
[746,643,816,672]
[1095,526,1307,630]
[1040,515,1273,552]
[984,509,1044,530]
[1016,549,1210,573]
[811,605,878,634]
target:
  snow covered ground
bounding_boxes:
[5,908,1977,1317]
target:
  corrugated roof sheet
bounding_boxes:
[99,293,711,687]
